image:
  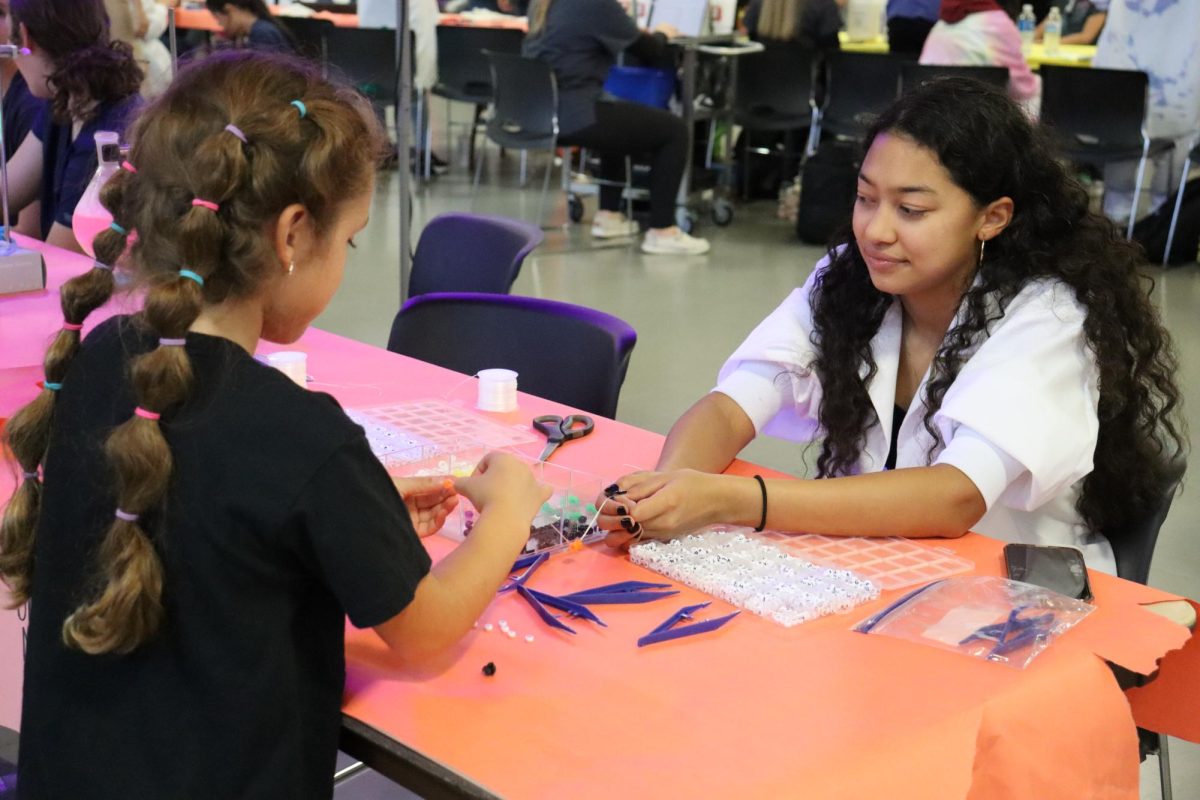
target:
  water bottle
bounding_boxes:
[72,131,122,258]
[1043,6,1062,56]
[1017,4,1036,55]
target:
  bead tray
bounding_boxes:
[346,399,538,461]
[756,531,974,590]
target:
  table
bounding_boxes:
[3,241,1197,798]
[837,32,1095,69]
[172,6,359,31]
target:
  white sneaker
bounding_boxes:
[591,214,640,239]
[640,229,711,255]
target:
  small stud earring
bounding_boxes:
[287,261,295,275]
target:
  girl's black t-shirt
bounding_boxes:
[18,315,431,799]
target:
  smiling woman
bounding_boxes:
[596,77,1184,577]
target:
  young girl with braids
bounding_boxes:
[6,0,142,252]
[0,51,549,799]
[599,78,1185,574]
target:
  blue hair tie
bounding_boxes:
[44,382,63,391]
[93,259,113,271]
[178,269,205,287]
[290,100,307,118]
[109,222,128,236]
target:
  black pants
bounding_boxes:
[559,100,688,229]
[887,17,935,57]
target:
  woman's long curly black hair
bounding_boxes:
[808,77,1185,540]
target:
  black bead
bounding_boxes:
[481,661,496,677]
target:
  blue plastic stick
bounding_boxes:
[648,602,711,635]
[564,580,674,596]
[563,590,680,605]
[524,587,607,626]
[516,585,577,634]
[637,610,740,648]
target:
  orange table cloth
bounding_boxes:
[2,240,1197,798]
[172,7,359,31]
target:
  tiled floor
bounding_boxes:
[330,144,1198,798]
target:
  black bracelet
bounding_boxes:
[752,474,767,532]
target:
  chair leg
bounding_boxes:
[624,156,634,222]
[413,97,424,186]
[1128,141,1152,239]
[1158,734,1173,800]
[537,148,553,227]
[445,98,453,167]
[520,150,529,186]
[471,143,485,210]
[1162,153,1193,266]
[742,130,752,200]
[424,119,433,179]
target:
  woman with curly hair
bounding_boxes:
[599,77,1185,574]
[6,0,142,253]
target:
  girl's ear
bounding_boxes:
[272,203,310,275]
[979,196,1014,242]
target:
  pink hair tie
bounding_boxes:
[134,407,161,421]
[62,322,83,332]
[191,198,219,212]
[115,508,139,523]
[120,160,137,174]
[224,123,247,143]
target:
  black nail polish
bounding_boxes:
[630,522,643,535]
[620,517,635,532]
[604,483,620,496]
[616,505,627,516]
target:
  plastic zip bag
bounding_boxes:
[854,576,1095,669]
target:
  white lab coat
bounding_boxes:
[358,0,439,91]
[714,257,1115,573]
[104,0,173,98]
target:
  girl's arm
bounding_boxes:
[611,464,986,542]
[47,223,87,254]
[656,391,757,472]
[6,134,45,215]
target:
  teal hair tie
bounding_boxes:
[109,222,127,236]
[290,100,307,118]
[44,382,63,391]
[178,269,205,287]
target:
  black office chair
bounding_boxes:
[283,17,334,72]
[472,52,560,226]
[431,26,525,170]
[1039,65,1175,239]
[408,213,544,297]
[899,63,1009,95]
[387,292,638,418]
[731,42,818,199]
[813,51,908,144]
[1102,449,1186,800]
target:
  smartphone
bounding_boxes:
[1003,543,1093,602]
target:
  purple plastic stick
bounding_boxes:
[637,611,740,648]
[516,585,577,634]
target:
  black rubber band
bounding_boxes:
[752,474,767,532]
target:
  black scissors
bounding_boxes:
[533,414,595,462]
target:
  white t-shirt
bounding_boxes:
[358,0,440,90]
[713,258,1115,573]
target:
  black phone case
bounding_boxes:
[1003,544,1093,602]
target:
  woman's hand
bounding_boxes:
[393,475,460,537]
[595,469,737,548]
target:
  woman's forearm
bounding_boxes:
[656,392,756,472]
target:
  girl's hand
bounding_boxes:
[595,469,731,548]
[393,475,460,537]
[454,451,552,523]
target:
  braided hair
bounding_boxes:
[1,51,384,654]
[808,77,1185,542]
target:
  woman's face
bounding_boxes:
[212,5,251,38]
[0,0,12,44]
[852,132,1007,307]
[13,24,52,98]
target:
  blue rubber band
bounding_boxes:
[109,222,127,236]
[44,382,62,391]
[93,259,113,271]
[290,100,307,118]
[178,269,205,287]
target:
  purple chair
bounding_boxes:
[409,212,544,298]
[387,292,638,418]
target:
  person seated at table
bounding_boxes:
[597,77,1184,575]
[0,0,45,234]
[741,0,844,50]
[524,0,711,255]
[205,0,295,52]
[4,0,142,253]
[1034,0,1107,46]
[919,0,1040,111]
[886,0,941,56]
[0,51,552,799]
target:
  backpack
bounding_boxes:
[796,141,860,244]
[1132,176,1200,266]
